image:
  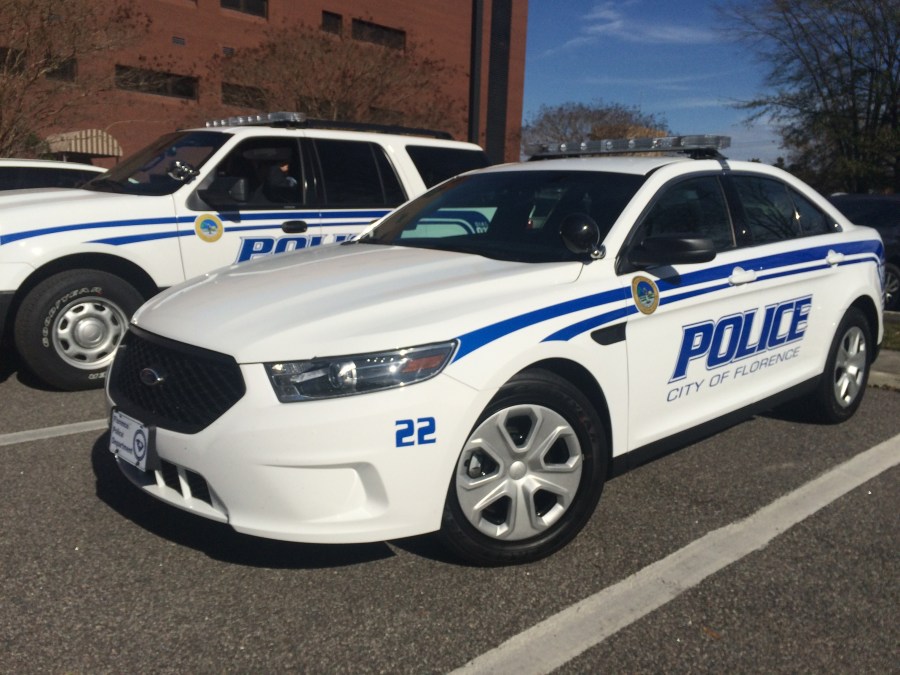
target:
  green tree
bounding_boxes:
[721,0,900,193]
[0,0,149,157]
[522,101,669,150]
[216,23,466,138]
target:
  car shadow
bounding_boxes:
[86,409,815,569]
[91,432,404,569]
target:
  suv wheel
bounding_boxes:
[14,270,143,390]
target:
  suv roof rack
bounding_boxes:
[526,134,731,161]
[204,111,453,140]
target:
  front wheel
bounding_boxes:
[440,369,607,565]
[14,270,144,390]
[808,307,872,423]
[883,262,899,312]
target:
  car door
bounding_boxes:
[619,172,836,451]
[177,136,323,278]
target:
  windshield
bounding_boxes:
[360,170,645,262]
[83,131,231,196]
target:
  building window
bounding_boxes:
[46,57,77,82]
[115,65,199,100]
[222,82,266,108]
[351,19,406,50]
[221,0,267,18]
[322,11,342,35]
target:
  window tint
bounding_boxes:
[639,176,734,250]
[405,146,491,188]
[0,167,98,190]
[732,176,798,244]
[206,138,302,208]
[314,139,405,207]
[790,189,837,236]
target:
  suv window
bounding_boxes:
[313,139,406,207]
[639,176,734,250]
[405,145,491,188]
[207,137,303,208]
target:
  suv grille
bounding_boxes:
[108,326,246,433]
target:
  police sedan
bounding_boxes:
[106,136,884,565]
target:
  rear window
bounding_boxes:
[405,145,491,188]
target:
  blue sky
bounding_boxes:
[523,0,783,162]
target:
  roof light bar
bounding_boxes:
[205,112,307,128]
[526,135,731,158]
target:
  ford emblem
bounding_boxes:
[139,367,166,387]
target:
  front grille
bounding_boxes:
[108,326,246,433]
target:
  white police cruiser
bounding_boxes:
[105,135,885,565]
[0,113,488,389]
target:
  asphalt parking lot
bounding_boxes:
[0,351,897,673]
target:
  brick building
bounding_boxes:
[33,0,528,165]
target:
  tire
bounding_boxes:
[14,270,144,391]
[440,369,607,565]
[808,307,872,424]
[884,262,899,312]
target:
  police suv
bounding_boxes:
[105,136,884,565]
[0,113,489,389]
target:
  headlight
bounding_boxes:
[266,341,457,402]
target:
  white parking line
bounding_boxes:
[452,432,900,675]
[0,418,108,447]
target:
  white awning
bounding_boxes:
[45,129,123,158]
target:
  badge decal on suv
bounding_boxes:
[195,214,223,243]
[632,276,659,315]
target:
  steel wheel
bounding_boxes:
[51,294,129,370]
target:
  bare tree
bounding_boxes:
[721,0,899,193]
[0,0,150,157]
[216,23,467,137]
[522,101,669,148]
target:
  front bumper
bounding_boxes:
[110,364,486,543]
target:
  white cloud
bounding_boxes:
[582,2,720,45]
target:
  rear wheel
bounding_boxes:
[14,270,143,390]
[808,307,871,423]
[440,369,607,565]
[884,262,899,312]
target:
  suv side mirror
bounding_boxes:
[628,236,717,267]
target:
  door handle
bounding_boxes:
[826,250,845,267]
[281,220,308,233]
[729,267,757,285]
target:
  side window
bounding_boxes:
[732,176,799,244]
[405,145,491,188]
[639,176,734,250]
[206,137,302,209]
[790,188,839,236]
[314,139,406,208]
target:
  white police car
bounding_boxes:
[0,113,488,389]
[0,158,104,191]
[106,136,885,565]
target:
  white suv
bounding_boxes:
[105,136,884,565]
[0,113,488,389]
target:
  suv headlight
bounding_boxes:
[266,341,457,402]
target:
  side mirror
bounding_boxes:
[560,213,604,260]
[628,236,717,268]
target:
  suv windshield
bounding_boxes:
[83,131,231,196]
[361,170,645,262]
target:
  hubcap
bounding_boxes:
[833,325,866,408]
[455,404,583,541]
[51,296,128,370]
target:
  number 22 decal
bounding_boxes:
[395,417,436,447]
